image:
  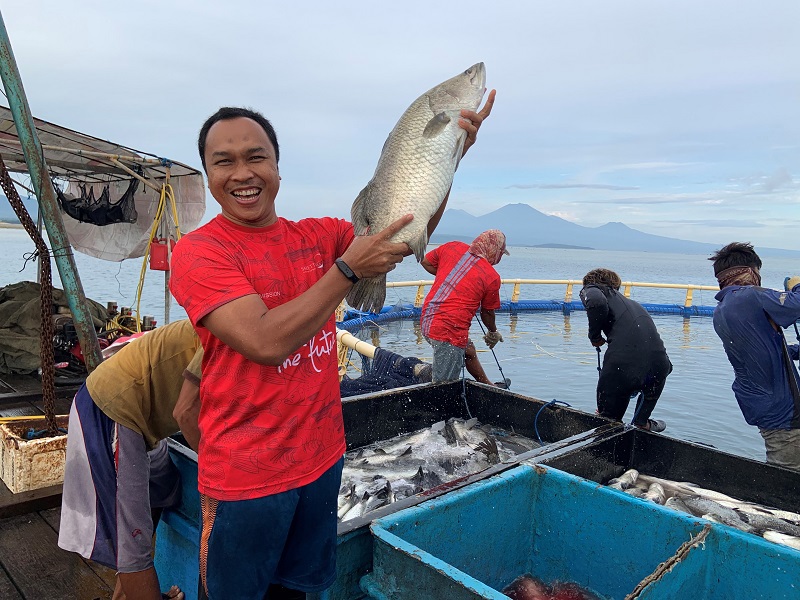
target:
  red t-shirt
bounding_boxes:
[420,241,501,348]
[169,215,354,500]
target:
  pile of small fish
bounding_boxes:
[606,469,800,551]
[337,417,540,522]
[502,574,600,600]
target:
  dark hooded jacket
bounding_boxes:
[580,284,670,380]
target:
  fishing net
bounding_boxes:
[54,168,140,226]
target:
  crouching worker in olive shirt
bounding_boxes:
[58,319,203,600]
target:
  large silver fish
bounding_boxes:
[347,62,487,313]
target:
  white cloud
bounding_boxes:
[1,0,798,249]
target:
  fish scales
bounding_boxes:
[348,63,487,313]
[337,416,529,521]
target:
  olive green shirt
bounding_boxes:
[87,319,202,449]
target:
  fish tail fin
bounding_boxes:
[346,275,387,314]
[408,229,429,262]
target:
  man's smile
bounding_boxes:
[231,187,262,203]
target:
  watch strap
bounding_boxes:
[335,258,359,284]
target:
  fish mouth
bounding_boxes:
[467,62,486,89]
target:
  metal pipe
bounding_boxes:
[0,137,165,165]
[0,12,102,371]
[336,329,377,359]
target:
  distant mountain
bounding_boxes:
[431,204,800,257]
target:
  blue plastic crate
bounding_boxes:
[363,464,800,600]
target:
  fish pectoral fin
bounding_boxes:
[422,112,451,138]
[350,183,374,235]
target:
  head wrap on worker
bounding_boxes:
[469,230,510,266]
[716,266,761,289]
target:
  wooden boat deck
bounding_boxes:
[0,375,115,598]
[0,505,116,599]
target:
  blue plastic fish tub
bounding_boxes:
[154,381,613,600]
[362,464,800,600]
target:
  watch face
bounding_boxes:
[337,259,358,282]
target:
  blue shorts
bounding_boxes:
[201,457,344,599]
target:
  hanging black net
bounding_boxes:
[54,167,141,226]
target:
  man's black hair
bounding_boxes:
[197,107,279,172]
[709,242,762,276]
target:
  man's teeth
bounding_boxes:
[232,189,260,198]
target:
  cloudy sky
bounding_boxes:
[3,1,799,249]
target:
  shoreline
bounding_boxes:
[0,222,24,230]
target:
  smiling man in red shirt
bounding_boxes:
[170,96,495,600]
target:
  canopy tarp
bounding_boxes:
[0,106,205,261]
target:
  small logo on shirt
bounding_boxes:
[261,291,281,299]
[131,528,143,538]
[300,261,324,273]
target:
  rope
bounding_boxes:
[474,315,509,388]
[134,179,181,330]
[460,362,473,419]
[625,524,711,599]
[534,399,571,445]
[0,157,59,435]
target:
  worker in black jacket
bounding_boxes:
[579,268,672,431]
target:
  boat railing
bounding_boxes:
[386,279,719,308]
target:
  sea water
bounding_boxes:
[3,226,799,463]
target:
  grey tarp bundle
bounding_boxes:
[0,281,107,375]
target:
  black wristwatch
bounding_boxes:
[335,258,359,284]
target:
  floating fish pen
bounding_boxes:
[154,381,613,600]
[338,300,714,333]
[362,464,799,600]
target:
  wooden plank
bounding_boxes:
[39,506,61,532]
[0,479,61,519]
[0,400,39,418]
[0,568,22,599]
[32,396,74,416]
[0,512,112,599]
[39,507,118,591]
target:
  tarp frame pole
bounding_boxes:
[0,10,102,371]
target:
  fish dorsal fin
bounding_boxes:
[350,182,374,235]
[422,112,451,138]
